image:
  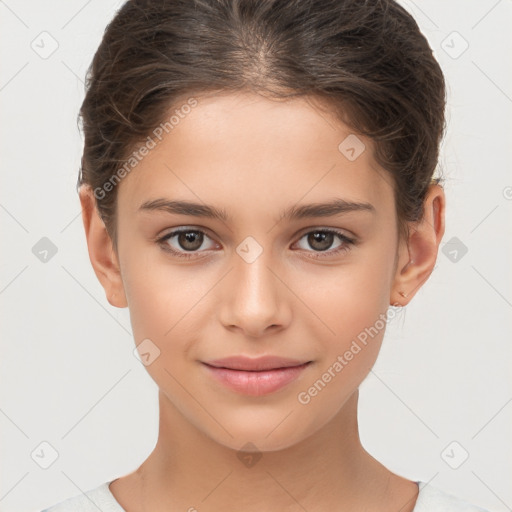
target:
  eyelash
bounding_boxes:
[156,227,356,260]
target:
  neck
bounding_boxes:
[120,389,418,512]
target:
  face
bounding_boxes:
[113,91,402,451]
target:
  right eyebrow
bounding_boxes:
[138,198,230,222]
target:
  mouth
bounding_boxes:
[201,357,313,396]
[203,355,312,372]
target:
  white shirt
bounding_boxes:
[40,480,491,511]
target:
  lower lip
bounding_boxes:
[202,362,311,396]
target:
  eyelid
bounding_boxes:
[157,225,217,242]
[294,225,355,240]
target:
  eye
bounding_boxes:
[157,228,217,259]
[293,229,355,259]
[156,227,356,260]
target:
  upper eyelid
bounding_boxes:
[295,226,353,239]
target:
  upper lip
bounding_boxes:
[203,356,311,371]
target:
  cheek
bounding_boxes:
[293,245,394,393]
[304,256,393,341]
[122,255,215,361]
[294,269,390,420]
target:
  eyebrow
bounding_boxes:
[138,197,376,222]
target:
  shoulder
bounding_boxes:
[413,482,492,512]
[40,481,125,512]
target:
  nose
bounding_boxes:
[218,250,292,338]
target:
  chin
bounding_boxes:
[213,430,305,454]
[197,409,319,454]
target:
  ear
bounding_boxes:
[390,184,446,306]
[79,185,128,308]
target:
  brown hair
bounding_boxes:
[77,0,446,253]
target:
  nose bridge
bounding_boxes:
[219,240,290,336]
[236,250,276,303]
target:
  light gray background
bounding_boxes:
[1,1,511,511]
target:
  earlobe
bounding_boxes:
[391,184,446,306]
[78,185,128,308]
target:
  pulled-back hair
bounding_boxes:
[77,0,446,252]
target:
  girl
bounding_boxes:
[42,0,491,510]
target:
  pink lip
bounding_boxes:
[202,356,312,396]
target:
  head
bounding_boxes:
[78,0,446,452]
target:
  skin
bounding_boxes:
[79,91,445,512]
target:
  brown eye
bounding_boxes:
[306,231,335,251]
[176,231,204,251]
[294,229,356,259]
[158,228,217,259]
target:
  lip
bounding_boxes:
[202,356,312,396]
[204,355,310,371]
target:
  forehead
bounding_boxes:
[117,91,395,218]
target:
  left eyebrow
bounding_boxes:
[278,198,376,221]
[138,197,376,223]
